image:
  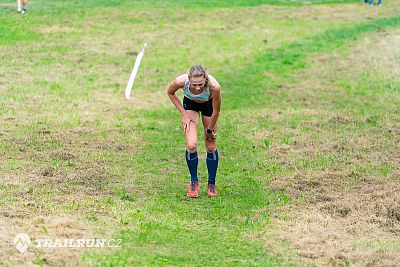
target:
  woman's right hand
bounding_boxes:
[182,112,191,134]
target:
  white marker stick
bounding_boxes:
[125,43,147,100]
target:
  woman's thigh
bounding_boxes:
[185,110,200,149]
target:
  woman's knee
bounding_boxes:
[206,143,216,153]
[187,141,198,152]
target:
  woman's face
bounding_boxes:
[189,76,207,94]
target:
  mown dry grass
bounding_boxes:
[0,120,142,264]
[268,175,400,265]
[260,28,400,265]
[0,214,93,266]
[2,1,400,265]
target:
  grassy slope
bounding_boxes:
[1,0,399,266]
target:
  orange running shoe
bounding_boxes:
[207,184,218,197]
[187,181,199,198]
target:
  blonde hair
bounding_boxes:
[187,64,210,87]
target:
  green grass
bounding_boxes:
[1,0,400,266]
[0,0,361,10]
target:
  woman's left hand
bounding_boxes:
[206,128,217,140]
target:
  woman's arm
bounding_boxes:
[166,74,186,115]
[207,76,221,131]
[167,74,191,133]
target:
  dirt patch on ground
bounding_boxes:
[0,212,93,266]
[0,208,123,266]
[38,25,77,34]
[0,3,13,8]
[268,172,400,265]
[0,124,139,265]
[259,2,400,24]
[0,165,125,265]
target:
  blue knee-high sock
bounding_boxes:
[185,150,198,182]
[206,149,219,185]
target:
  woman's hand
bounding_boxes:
[205,128,217,141]
[182,112,191,133]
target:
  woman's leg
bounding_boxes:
[202,115,218,190]
[185,111,199,176]
[185,110,199,153]
[185,110,200,197]
[16,0,22,11]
